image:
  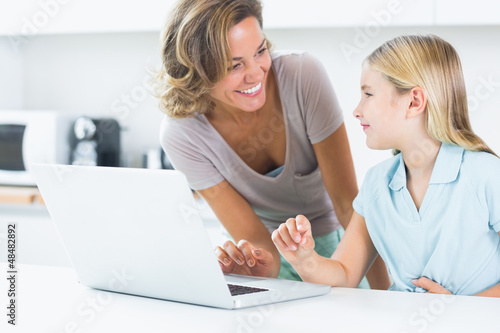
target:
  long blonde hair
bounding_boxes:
[154,0,267,118]
[365,34,496,156]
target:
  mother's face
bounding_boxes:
[209,16,272,113]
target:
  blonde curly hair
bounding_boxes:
[154,0,267,118]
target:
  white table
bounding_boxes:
[1,264,499,333]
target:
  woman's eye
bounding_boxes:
[232,63,241,70]
[257,47,267,55]
[364,92,373,97]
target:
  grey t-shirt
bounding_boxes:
[160,51,344,237]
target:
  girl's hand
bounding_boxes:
[272,215,316,265]
[412,277,452,294]
[215,239,274,277]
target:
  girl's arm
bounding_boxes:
[412,278,500,297]
[272,212,379,287]
[476,232,500,296]
[198,180,278,278]
[413,231,500,298]
[474,283,500,297]
[313,124,391,289]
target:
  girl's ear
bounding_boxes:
[406,86,427,119]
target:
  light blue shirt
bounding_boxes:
[353,143,500,295]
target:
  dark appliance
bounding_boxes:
[70,116,120,167]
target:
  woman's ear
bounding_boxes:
[406,86,427,119]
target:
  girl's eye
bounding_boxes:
[364,92,373,97]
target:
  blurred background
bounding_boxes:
[1,0,499,179]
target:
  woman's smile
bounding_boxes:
[236,82,263,96]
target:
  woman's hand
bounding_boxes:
[412,277,452,294]
[215,239,274,277]
[199,181,282,277]
[271,215,316,265]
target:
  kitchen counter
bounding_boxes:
[0,186,44,205]
[3,263,500,332]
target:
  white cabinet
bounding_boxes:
[262,0,434,29]
[0,0,176,35]
[1,0,498,36]
[435,0,500,25]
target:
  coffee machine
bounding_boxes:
[70,116,120,167]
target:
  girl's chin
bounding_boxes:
[365,140,387,151]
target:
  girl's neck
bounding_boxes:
[400,138,441,178]
[400,137,441,212]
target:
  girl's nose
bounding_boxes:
[353,104,362,119]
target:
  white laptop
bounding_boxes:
[32,163,330,309]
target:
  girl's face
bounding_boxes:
[353,66,409,150]
[209,16,272,113]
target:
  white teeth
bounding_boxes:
[239,82,261,94]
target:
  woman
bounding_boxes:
[155,0,389,288]
[273,34,500,296]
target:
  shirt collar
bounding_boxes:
[389,143,465,191]
[389,154,406,191]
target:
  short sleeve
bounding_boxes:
[352,164,382,219]
[485,156,500,232]
[352,183,365,218]
[299,53,344,144]
[159,116,224,190]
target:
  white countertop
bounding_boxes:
[1,264,499,333]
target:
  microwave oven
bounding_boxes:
[0,110,73,186]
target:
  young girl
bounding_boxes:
[272,35,500,297]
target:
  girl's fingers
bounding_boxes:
[278,221,300,250]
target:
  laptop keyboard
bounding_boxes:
[228,284,269,296]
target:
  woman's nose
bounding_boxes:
[245,61,264,82]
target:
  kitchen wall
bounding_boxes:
[1,23,499,182]
[0,38,23,109]
[267,26,500,182]
[19,32,164,168]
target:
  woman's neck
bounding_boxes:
[209,105,260,127]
